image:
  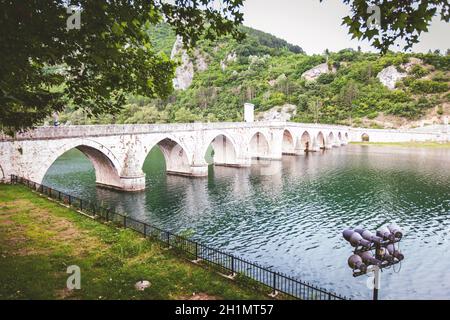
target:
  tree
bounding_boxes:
[339,81,359,125]
[325,0,449,53]
[174,107,201,123]
[0,0,244,133]
[308,97,322,124]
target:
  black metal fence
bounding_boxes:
[10,174,347,300]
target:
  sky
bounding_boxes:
[241,0,450,54]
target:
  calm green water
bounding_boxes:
[43,145,450,299]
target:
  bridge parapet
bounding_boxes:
[1,122,349,141]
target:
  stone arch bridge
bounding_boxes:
[0,122,349,191]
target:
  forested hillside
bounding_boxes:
[56,23,450,129]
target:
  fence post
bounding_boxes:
[80,199,83,211]
[68,195,71,206]
[167,232,170,246]
[195,242,198,260]
[231,256,235,275]
[272,272,277,295]
[123,215,126,228]
[106,209,109,221]
[143,224,147,237]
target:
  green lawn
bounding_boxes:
[350,141,450,148]
[0,184,268,300]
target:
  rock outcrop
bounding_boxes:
[376,58,423,90]
[301,63,336,81]
[376,66,407,90]
[220,52,237,71]
[170,37,210,90]
[171,37,194,90]
[256,104,297,121]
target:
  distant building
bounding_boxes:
[244,103,254,122]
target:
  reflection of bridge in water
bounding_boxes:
[0,121,352,191]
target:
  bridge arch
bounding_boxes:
[249,131,270,159]
[328,132,335,147]
[316,131,325,149]
[147,137,192,176]
[40,139,123,190]
[282,129,296,155]
[203,133,239,167]
[298,131,311,152]
[361,133,370,142]
[0,164,4,182]
[338,132,342,144]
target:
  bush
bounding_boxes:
[173,107,203,123]
[353,118,363,126]
[418,53,450,71]
[367,111,378,119]
[410,80,449,94]
[316,73,335,84]
[431,71,449,82]
[445,92,450,102]
[264,92,286,107]
[409,64,429,78]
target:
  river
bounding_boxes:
[43,144,450,299]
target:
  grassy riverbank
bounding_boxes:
[350,141,450,148]
[0,184,267,300]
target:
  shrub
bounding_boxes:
[353,118,363,126]
[316,73,335,84]
[431,71,450,82]
[265,92,286,107]
[410,80,449,94]
[409,64,429,78]
[367,111,378,119]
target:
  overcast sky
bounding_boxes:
[241,0,449,54]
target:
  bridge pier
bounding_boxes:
[166,164,209,177]
[292,142,306,155]
[96,175,146,192]
[213,158,252,168]
[119,175,146,191]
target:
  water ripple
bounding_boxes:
[43,145,450,299]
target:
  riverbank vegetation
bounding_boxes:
[3,2,449,133]
[55,23,449,129]
[0,184,267,300]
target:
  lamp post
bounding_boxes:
[343,223,405,300]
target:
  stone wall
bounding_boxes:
[349,127,449,143]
